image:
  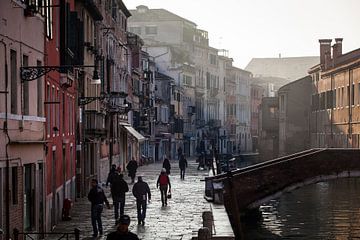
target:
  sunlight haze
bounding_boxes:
[123,0,360,68]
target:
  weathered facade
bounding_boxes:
[278,76,312,156]
[310,38,360,148]
[0,0,46,236]
[250,83,264,152]
[259,97,279,160]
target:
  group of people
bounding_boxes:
[87,153,188,239]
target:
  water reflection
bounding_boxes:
[244,178,360,239]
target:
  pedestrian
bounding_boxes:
[177,146,183,160]
[132,176,151,225]
[126,158,138,183]
[162,158,171,175]
[179,154,188,180]
[157,168,171,206]
[88,179,110,237]
[106,215,139,240]
[106,164,117,187]
[197,153,205,170]
[111,173,129,223]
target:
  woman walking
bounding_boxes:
[156,168,171,206]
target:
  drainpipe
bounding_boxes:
[1,39,10,240]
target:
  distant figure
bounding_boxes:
[106,215,139,240]
[177,146,183,160]
[111,173,129,223]
[157,168,171,206]
[197,153,205,170]
[132,176,151,225]
[126,158,138,183]
[179,154,188,180]
[162,158,171,175]
[88,179,110,237]
[106,164,117,187]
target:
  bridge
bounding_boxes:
[205,148,360,238]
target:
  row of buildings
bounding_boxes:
[0,1,263,237]
[258,38,360,160]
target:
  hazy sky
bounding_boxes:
[123,0,360,69]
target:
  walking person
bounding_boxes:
[126,158,138,183]
[157,168,171,206]
[179,154,188,180]
[132,176,151,225]
[111,173,129,224]
[162,157,171,175]
[106,215,139,240]
[106,164,117,187]
[177,146,183,160]
[88,179,110,237]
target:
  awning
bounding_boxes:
[124,126,146,142]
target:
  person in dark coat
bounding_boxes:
[156,168,171,206]
[106,164,117,187]
[177,146,183,160]
[126,158,138,183]
[111,173,129,223]
[88,179,110,237]
[106,215,139,240]
[179,154,188,180]
[132,176,151,225]
[162,158,171,175]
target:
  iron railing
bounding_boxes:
[13,228,80,240]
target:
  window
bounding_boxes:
[12,167,18,204]
[62,92,65,134]
[145,26,157,35]
[23,55,29,115]
[111,0,117,20]
[182,75,192,86]
[280,95,285,112]
[333,89,336,108]
[10,50,17,114]
[129,27,141,35]
[37,61,43,116]
[56,89,60,134]
[209,54,217,65]
[46,0,53,39]
[46,84,51,136]
[358,83,360,104]
[326,90,332,109]
[352,83,355,106]
[51,86,55,135]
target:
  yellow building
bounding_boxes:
[309,38,360,148]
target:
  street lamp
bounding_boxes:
[20,65,101,84]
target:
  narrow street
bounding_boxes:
[50,158,211,240]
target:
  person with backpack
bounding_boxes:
[88,179,110,237]
[126,158,138,183]
[111,173,129,223]
[179,154,188,180]
[162,158,171,175]
[157,168,171,206]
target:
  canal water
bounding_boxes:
[244,178,360,239]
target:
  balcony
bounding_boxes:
[84,111,106,136]
[209,88,219,97]
[207,119,221,128]
[196,119,206,128]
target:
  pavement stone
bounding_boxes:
[50,158,211,240]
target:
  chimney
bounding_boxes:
[332,38,343,60]
[319,39,332,67]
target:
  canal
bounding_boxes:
[244,178,360,239]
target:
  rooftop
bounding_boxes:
[245,56,319,81]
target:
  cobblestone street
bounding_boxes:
[51,158,211,240]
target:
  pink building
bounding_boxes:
[0,0,46,237]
